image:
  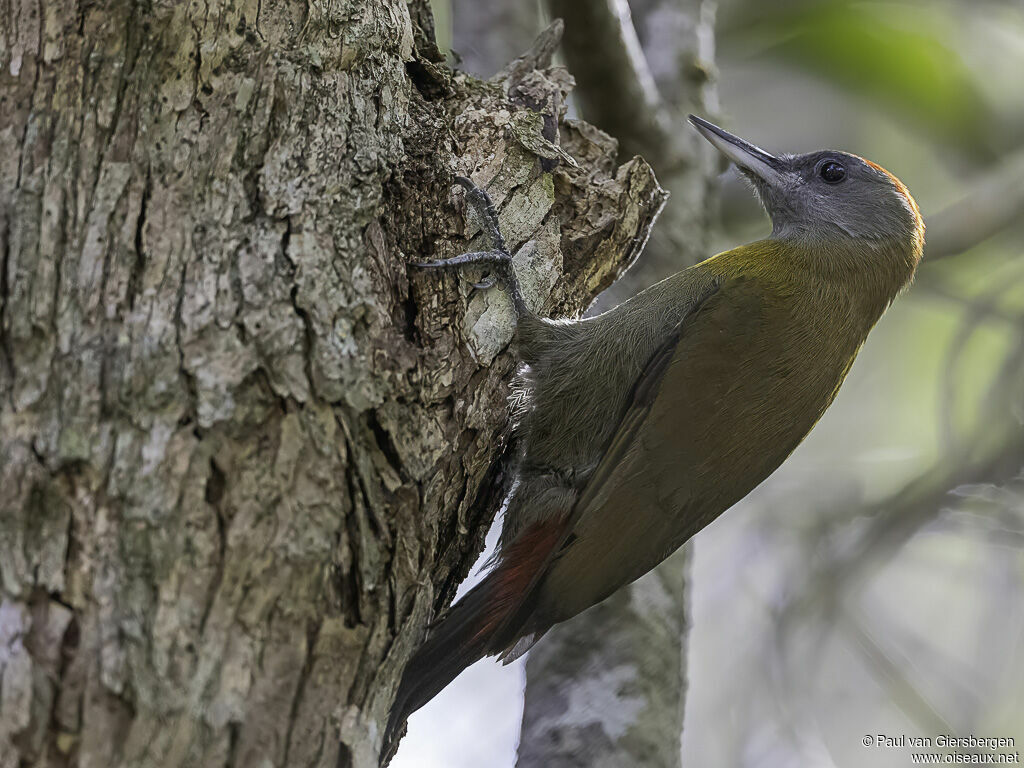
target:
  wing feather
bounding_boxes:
[490,280,723,646]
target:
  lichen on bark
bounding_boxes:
[0,3,665,766]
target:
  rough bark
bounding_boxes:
[0,4,666,767]
[518,3,718,767]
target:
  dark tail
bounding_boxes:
[380,579,495,764]
[379,519,565,765]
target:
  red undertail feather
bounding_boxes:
[471,519,564,643]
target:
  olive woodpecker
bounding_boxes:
[382,116,924,761]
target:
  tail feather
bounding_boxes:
[380,519,565,764]
[380,579,494,764]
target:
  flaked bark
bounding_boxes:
[0,4,664,767]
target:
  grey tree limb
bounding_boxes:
[547,0,720,308]
[546,0,673,165]
[0,4,667,767]
[519,547,693,768]
[451,0,545,78]
[922,144,1024,261]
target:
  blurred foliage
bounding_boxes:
[718,0,1024,156]
[696,2,1024,760]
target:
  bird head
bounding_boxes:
[689,115,924,266]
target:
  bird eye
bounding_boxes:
[819,161,846,184]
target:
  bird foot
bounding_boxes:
[413,177,529,316]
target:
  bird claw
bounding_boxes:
[412,251,523,309]
[471,274,497,290]
[412,252,505,293]
[453,175,506,253]
[413,251,510,271]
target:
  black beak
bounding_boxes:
[688,115,785,185]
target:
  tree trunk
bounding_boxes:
[518,3,718,766]
[0,4,664,767]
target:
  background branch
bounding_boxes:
[923,145,1024,261]
[547,0,720,308]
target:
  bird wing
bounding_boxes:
[490,279,724,645]
[533,272,834,627]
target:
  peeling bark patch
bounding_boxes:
[0,221,14,391]
[366,410,403,481]
[226,722,240,768]
[282,619,321,765]
[204,458,227,507]
[289,282,317,401]
[399,294,419,345]
[341,464,368,630]
[200,459,227,636]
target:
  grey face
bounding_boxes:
[688,116,922,249]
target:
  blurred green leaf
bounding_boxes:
[720,1,994,153]
[430,0,452,53]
